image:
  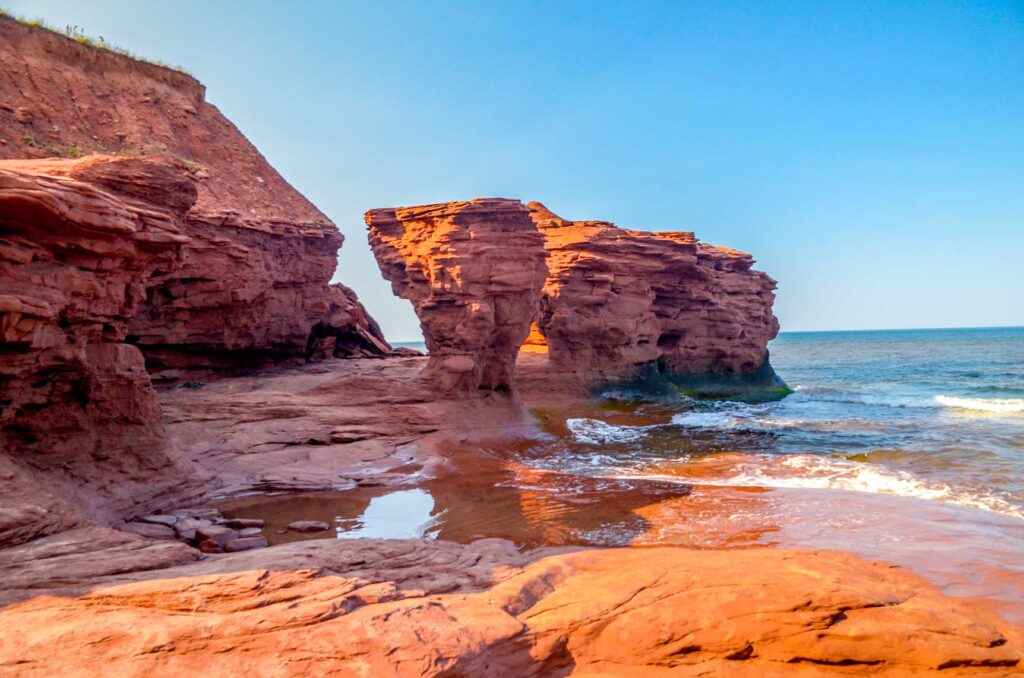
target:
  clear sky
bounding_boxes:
[6,0,1023,340]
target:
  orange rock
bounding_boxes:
[366,198,548,393]
[529,202,783,396]
[0,544,1018,675]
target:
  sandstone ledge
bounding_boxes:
[0,541,1019,676]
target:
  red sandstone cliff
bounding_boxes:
[0,17,387,376]
[366,199,548,393]
[0,18,389,545]
[528,202,783,396]
[0,155,208,546]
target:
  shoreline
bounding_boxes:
[2,352,1022,673]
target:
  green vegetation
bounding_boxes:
[0,8,192,75]
[112,142,171,157]
[46,144,85,159]
[19,131,195,163]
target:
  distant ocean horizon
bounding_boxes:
[390,324,1024,349]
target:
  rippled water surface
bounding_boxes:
[570,326,1024,518]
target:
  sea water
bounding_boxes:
[560,327,1024,519]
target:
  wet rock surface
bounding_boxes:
[286,520,331,533]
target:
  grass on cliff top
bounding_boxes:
[0,8,192,75]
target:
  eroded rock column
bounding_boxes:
[366,199,548,393]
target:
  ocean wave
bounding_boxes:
[617,454,1024,520]
[566,418,654,445]
[935,395,1024,414]
[669,409,891,435]
[670,410,783,433]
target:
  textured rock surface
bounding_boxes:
[366,199,547,392]
[0,17,387,376]
[528,202,782,395]
[1,543,1019,676]
[0,155,208,546]
[158,355,533,497]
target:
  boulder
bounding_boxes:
[194,525,238,546]
[221,518,265,529]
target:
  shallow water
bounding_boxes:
[212,327,1024,619]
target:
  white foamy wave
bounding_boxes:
[617,454,1024,521]
[670,410,792,432]
[566,418,653,445]
[669,410,869,434]
[935,395,1024,414]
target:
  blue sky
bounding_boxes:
[6,0,1023,340]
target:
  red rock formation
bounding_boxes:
[0,17,387,377]
[1,542,1019,675]
[528,202,783,396]
[366,199,548,393]
[305,283,391,361]
[0,155,207,546]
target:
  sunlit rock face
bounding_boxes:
[528,202,783,397]
[0,155,207,546]
[366,199,548,393]
[0,17,388,378]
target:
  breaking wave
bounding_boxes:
[565,418,654,445]
[617,454,1024,520]
[935,395,1024,414]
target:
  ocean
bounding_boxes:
[558,326,1024,519]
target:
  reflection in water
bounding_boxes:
[336,489,435,540]
[211,454,691,550]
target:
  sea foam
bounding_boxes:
[935,395,1024,413]
[565,418,654,445]
[617,454,1024,520]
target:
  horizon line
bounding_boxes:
[776,324,1024,335]
[386,324,1024,344]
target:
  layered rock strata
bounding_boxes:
[366,199,548,392]
[528,202,783,396]
[1,540,1019,675]
[0,155,207,546]
[0,16,387,377]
